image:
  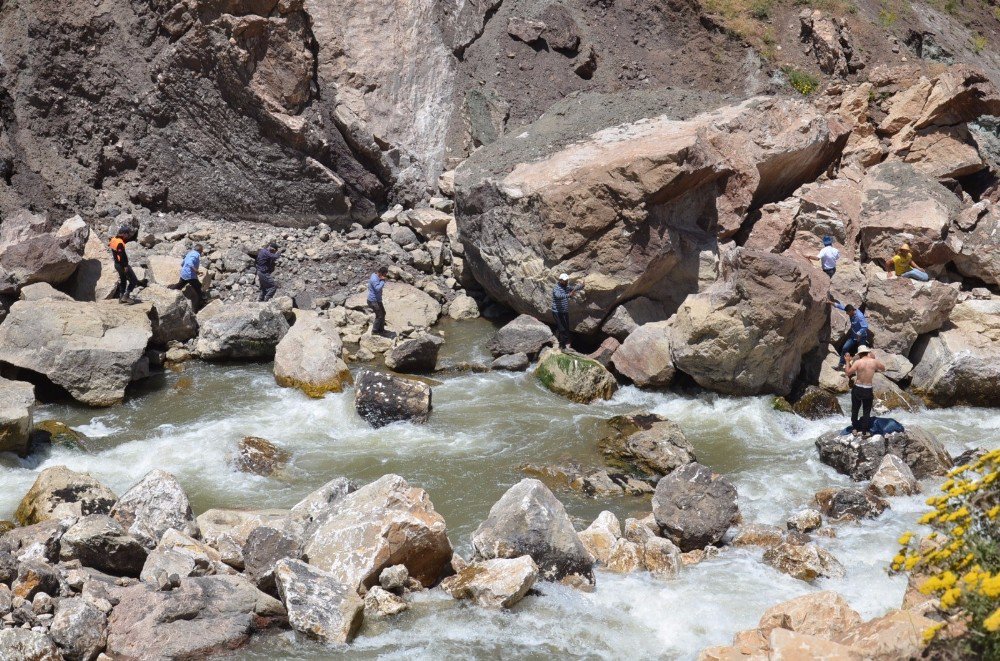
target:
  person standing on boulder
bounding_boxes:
[826,298,871,369]
[367,265,390,335]
[552,273,583,350]
[256,242,281,302]
[845,345,885,435]
[814,235,840,277]
[887,243,929,281]
[168,244,205,310]
[109,225,140,305]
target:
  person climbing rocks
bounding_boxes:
[826,298,871,369]
[887,243,929,281]
[368,265,389,335]
[815,235,840,277]
[109,225,141,305]
[256,242,281,302]
[845,345,886,435]
[552,273,583,350]
[168,244,205,310]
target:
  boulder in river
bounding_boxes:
[234,436,291,477]
[346,282,441,333]
[384,332,445,373]
[303,474,453,591]
[577,511,621,565]
[487,314,555,358]
[364,585,409,617]
[0,211,88,295]
[757,590,862,639]
[535,348,617,403]
[110,469,199,550]
[610,321,675,388]
[0,377,34,456]
[441,555,538,609]
[491,352,530,371]
[791,386,843,419]
[354,369,432,427]
[652,462,739,552]
[59,514,148,577]
[0,299,153,406]
[140,283,199,345]
[32,420,90,452]
[816,427,951,480]
[273,559,364,644]
[290,476,358,523]
[762,542,845,582]
[15,466,118,526]
[599,413,695,480]
[472,478,594,584]
[243,526,304,596]
[195,301,290,360]
[273,311,352,397]
[814,486,888,521]
[869,454,920,497]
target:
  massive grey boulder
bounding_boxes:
[668,248,827,396]
[59,514,148,577]
[274,311,352,397]
[354,370,432,427]
[472,478,594,583]
[14,466,117,526]
[599,413,695,480]
[487,314,555,358]
[0,211,88,295]
[303,474,452,591]
[384,332,445,373]
[816,428,952,480]
[0,299,153,406]
[110,469,199,550]
[49,597,109,661]
[273,558,364,644]
[195,301,290,360]
[652,462,739,551]
[535,347,618,403]
[814,487,888,521]
[457,97,848,331]
[0,377,34,456]
[610,321,675,387]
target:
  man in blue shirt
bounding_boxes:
[256,242,281,302]
[827,298,871,369]
[168,244,204,309]
[367,265,389,335]
[552,273,583,350]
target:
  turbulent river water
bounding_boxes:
[1,319,997,659]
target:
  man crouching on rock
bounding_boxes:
[552,273,583,350]
[368,265,390,336]
[845,345,885,435]
[256,241,281,302]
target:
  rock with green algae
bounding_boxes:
[791,386,843,419]
[33,420,91,451]
[772,396,794,413]
[535,348,618,403]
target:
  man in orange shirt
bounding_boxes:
[109,226,140,304]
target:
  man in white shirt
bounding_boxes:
[816,235,840,277]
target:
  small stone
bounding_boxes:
[379,565,409,592]
[364,585,408,617]
[786,509,823,533]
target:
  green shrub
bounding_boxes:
[782,67,820,95]
[972,34,988,55]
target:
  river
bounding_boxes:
[1,319,997,659]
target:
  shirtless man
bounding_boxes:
[845,345,886,435]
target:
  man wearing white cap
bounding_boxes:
[845,345,886,434]
[552,273,583,350]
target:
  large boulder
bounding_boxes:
[947,203,1000,286]
[0,211,88,295]
[346,282,441,332]
[598,413,695,480]
[757,590,862,639]
[441,556,538,609]
[110,469,199,550]
[839,609,938,660]
[242,526,304,595]
[816,428,952,480]
[139,283,199,345]
[49,597,109,661]
[0,377,34,456]
[354,369,432,427]
[384,332,445,373]
[0,520,66,563]
[457,96,848,330]
[668,249,827,396]
[140,529,236,584]
[69,231,120,302]
[862,276,957,354]
[0,299,153,406]
[273,559,364,643]
[0,630,62,661]
[273,311,352,397]
[234,436,291,477]
[869,454,920,497]
[303,474,452,591]
[535,348,617,403]
[15,466,117,526]
[814,487,888,521]
[762,542,846,582]
[910,306,1000,407]
[472,478,594,584]
[487,314,555,358]
[290,476,358,522]
[195,301,290,360]
[652,462,739,551]
[610,321,675,387]
[59,514,148,577]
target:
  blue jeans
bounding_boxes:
[839,332,871,366]
[901,269,929,281]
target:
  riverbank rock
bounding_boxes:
[1,520,66,563]
[535,348,617,403]
[105,575,283,658]
[652,463,739,551]
[303,474,452,590]
[487,315,555,358]
[346,283,441,333]
[365,585,408,618]
[732,524,785,549]
[838,608,937,659]
[758,590,862,639]
[0,629,61,660]
[13,559,61,599]
[863,275,957,355]
[910,325,1000,408]
[195,302,290,360]
[669,249,827,396]
[234,436,291,477]
[814,487,888,520]
[141,529,235,584]
[869,454,920,497]
[816,427,951,480]
[610,322,675,387]
[0,377,34,456]
[0,211,88,295]
[786,509,823,533]
[472,479,594,584]
[60,514,147,577]
[243,526,304,595]
[598,413,695,480]
[384,332,445,373]
[577,511,621,565]
[140,283,199,345]
[791,386,843,419]
[492,352,529,371]
[273,559,364,644]
[110,469,199,550]
[762,542,845,582]
[441,556,538,609]
[457,96,847,330]
[0,300,153,406]
[447,293,480,320]
[49,597,109,661]
[274,311,352,397]
[15,466,118,526]
[290,476,358,523]
[354,370,432,427]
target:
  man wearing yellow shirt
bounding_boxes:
[887,243,929,281]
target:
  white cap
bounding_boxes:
[559,273,570,281]
[856,345,871,355]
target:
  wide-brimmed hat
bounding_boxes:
[899,243,911,252]
[856,345,871,355]
[822,235,833,246]
[559,273,569,281]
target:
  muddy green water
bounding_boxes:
[1,319,997,659]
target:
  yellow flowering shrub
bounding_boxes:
[892,448,1000,658]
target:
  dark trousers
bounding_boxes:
[553,310,571,349]
[258,272,277,302]
[114,263,139,298]
[839,330,872,366]
[823,267,836,278]
[851,385,874,433]
[369,300,386,334]
[169,278,203,310]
